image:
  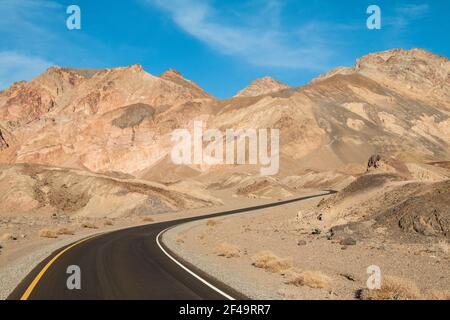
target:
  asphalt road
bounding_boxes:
[8,191,336,300]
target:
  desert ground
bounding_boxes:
[164,183,450,300]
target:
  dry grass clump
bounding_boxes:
[215,243,241,258]
[286,270,331,289]
[38,229,58,238]
[426,290,450,300]
[55,227,75,235]
[251,250,293,273]
[39,227,75,238]
[80,222,98,229]
[176,235,185,245]
[142,216,155,222]
[206,219,222,227]
[360,276,422,300]
[436,240,449,256]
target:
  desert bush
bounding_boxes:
[287,270,331,289]
[55,227,75,235]
[176,235,185,244]
[426,290,450,300]
[80,222,98,229]
[142,216,154,222]
[215,243,241,258]
[206,219,222,227]
[436,240,449,255]
[251,250,293,273]
[360,276,422,300]
[39,229,58,238]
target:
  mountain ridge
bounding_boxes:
[0,48,449,179]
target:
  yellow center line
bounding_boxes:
[20,234,101,300]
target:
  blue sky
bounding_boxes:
[0,0,449,98]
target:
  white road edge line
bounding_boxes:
[156,227,236,300]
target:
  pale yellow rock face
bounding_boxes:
[234,77,290,97]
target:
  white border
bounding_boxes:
[156,227,236,300]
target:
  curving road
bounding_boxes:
[8,191,335,300]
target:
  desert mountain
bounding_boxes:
[0,48,449,184]
[0,64,215,175]
[235,76,290,97]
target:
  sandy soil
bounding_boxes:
[164,192,450,300]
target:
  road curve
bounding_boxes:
[8,191,336,300]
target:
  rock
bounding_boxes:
[367,154,381,171]
[1,233,17,241]
[326,231,334,240]
[340,273,357,281]
[312,228,322,235]
[297,240,307,246]
[340,237,357,246]
[0,129,8,150]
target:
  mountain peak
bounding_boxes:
[160,68,183,78]
[235,77,290,97]
[159,69,212,99]
[312,48,450,87]
[356,48,449,67]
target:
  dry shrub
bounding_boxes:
[215,243,241,258]
[39,229,58,239]
[55,227,75,235]
[142,216,155,222]
[176,235,185,244]
[80,222,98,229]
[287,270,331,289]
[426,290,450,300]
[206,219,222,227]
[436,240,449,256]
[251,250,293,273]
[360,276,422,300]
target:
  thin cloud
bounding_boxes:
[0,0,114,89]
[0,0,60,88]
[146,0,333,70]
[385,3,429,29]
[0,51,53,89]
[396,4,429,18]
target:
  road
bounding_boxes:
[8,191,335,300]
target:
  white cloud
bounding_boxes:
[385,3,429,29]
[0,52,53,89]
[146,0,332,70]
[0,0,59,89]
[396,4,429,18]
